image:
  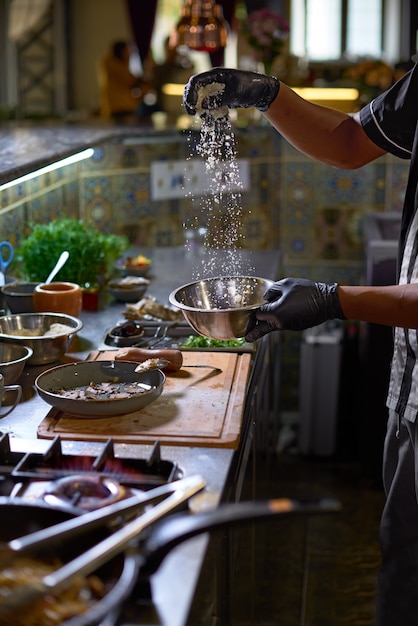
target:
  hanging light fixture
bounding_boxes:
[175,0,228,52]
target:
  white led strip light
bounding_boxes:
[0,148,95,192]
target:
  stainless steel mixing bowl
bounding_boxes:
[0,343,33,384]
[168,275,273,340]
[0,313,83,365]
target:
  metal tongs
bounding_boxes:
[133,323,178,349]
[0,474,206,619]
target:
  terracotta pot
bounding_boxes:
[33,282,82,318]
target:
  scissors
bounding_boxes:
[0,241,14,286]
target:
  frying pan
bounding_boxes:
[0,499,140,626]
[136,496,340,575]
[0,494,340,626]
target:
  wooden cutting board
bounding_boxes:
[37,351,252,449]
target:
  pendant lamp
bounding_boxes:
[175,0,228,52]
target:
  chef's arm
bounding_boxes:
[245,279,418,343]
[264,83,387,169]
[183,69,387,169]
[338,283,418,328]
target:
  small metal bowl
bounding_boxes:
[114,258,152,278]
[0,343,33,384]
[169,275,273,340]
[107,320,145,347]
[0,281,40,313]
[107,276,150,303]
[0,313,83,365]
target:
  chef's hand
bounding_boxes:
[245,277,346,342]
[183,68,280,116]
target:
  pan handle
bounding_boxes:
[8,475,205,555]
[139,497,341,576]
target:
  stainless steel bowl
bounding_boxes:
[0,282,40,313]
[107,277,149,303]
[0,343,33,384]
[107,320,145,347]
[169,276,273,340]
[114,258,152,278]
[0,499,140,626]
[0,313,83,365]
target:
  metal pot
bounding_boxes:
[0,313,83,365]
[0,499,140,626]
[0,494,340,625]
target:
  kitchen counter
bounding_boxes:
[0,124,180,187]
[0,246,281,625]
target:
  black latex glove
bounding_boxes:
[245,277,346,342]
[183,68,280,116]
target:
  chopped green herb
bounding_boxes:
[180,335,246,348]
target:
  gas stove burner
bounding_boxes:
[0,433,180,507]
[43,474,133,511]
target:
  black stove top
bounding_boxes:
[0,433,179,511]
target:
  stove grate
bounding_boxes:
[0,433,179,496]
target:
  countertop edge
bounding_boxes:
[0,124,188,187]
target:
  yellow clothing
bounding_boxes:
[98,52,139,119]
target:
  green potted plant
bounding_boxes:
[16,218,129,309]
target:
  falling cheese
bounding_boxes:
[196,82,228,119]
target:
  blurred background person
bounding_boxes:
[98,40,155,123]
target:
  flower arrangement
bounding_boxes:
[345,59,403,106]
[244,8,289,75]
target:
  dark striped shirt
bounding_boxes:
[360,63,418,422]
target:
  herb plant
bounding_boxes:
[17,218,128,288]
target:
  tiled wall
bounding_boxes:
[0,126,408,410]
[0,161,80,249]
[1,126,407,283]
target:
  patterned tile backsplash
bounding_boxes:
[0,125,406,288]
[0,124,408,411]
